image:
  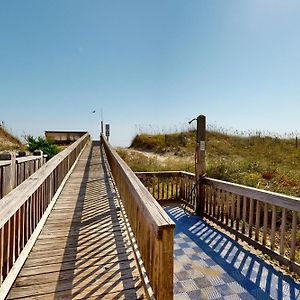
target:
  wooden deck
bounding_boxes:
[7,141,146,299]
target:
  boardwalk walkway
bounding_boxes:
[165,203,300,300]
[7,142,146,299]
[5,140,300,300]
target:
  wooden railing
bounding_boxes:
[203,176,300,275]
[136,171,197,210]
[136,171,181,201]
[0,133,89,294]
[0,155,46,199]
[101,135,175,300]
[137,171,300,276]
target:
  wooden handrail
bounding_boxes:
[0,162,10,167]
[1,156,45,165]
[101,135,175,300]
[136,171,181,177]
[138,171,300,276]
[0,133,89,228]
[202,176,300,274]
[180,171,196,178]
[0,133,89,290]
[0,156,44,166]
[203,177,300,212]
[0,156,47,200]
[16,156,45,164]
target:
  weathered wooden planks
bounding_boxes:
[102,135,175,300]
[0,155,47,200]
[7,142,146,300]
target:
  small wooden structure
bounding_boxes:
[45,131,87,145]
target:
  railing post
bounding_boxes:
[33,150,43,169]
[180,172,184,200]
[9,152,16,192]
[196,115,206,216]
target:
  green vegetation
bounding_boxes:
[118,129,300,197]
[0,125,60,160]
[26,136,59,160]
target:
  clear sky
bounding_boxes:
[1,1,300,146]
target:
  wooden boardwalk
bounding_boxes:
[7,141,146,299]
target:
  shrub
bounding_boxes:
[26,136,59,160]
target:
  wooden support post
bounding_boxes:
[9,153,16,192]
[180,173,185,200]
[34,150,44,169]
[196,115,206,216]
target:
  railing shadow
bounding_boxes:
[165,205,300,300]
[54,141,141,299]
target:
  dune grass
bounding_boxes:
[0,127,25,151]
[117,129,300,197]
[120,128,300,275]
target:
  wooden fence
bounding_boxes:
[0,133,89,293]
[101,135,175,300]
[137,171,300,276]
[203,176,300,275]
[136,171,182,201]
[136,171,198,210]
[0,155,46,200]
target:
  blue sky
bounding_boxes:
[1,1,300,146]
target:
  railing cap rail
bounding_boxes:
[135,171,181,175]
[0,132,89,228]
[180,171,196,177]
[135,171,182,179]
[145,171,300,212]
[101,134,175,231]
[204,176,300,212]
[0,156,42,166]
[16,156,43,164]
[0,161,11,167]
